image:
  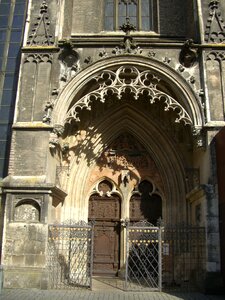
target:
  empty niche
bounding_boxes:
[14,199,41,222]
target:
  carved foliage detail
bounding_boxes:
[64,66,193,126]
[205,0,225,43]
[27,0,54,46]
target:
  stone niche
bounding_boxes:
[14,199,40,222]
[9,194,46,223]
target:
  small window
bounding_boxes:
[104,0,158,32]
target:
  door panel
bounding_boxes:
[93,222,120,275]
[89,194,121,276]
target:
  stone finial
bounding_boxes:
[27,0,54,46]
[205,0,225,43]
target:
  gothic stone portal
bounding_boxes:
[88,134,163,276]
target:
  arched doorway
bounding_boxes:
[88,179,121,276]
[49,56,207,289]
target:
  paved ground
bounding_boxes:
[0,279,224,300]
[0,288,224,300]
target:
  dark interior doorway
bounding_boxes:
[130,180,162,225]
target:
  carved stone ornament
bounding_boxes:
[43,100,54,123]
[205,0,225,43]
[179,40,198,68]
[192,127,205,149]
[185,168,200,192]
[91,179,120,198]
[27,0,54,46]
[49,125,64,149]
[24,53,53,64]
[14,201,40,222]
[98,133,150,170]
[112,16,142,55]
[58,41,80,84]
[206,50,225,61]
[64,66,193,126]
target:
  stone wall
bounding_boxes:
[2,192,50,289]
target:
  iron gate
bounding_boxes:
[47,220,94,290]
[125,220,163,291]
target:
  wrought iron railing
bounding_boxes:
[47,220,94,290]
[125,220,163,291]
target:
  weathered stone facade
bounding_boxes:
[1,0,225,292]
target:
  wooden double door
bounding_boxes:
[89,193,121,276]
[88,179,162,276]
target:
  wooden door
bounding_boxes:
[89,187,121,276]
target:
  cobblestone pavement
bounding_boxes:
[0,278,224,300]
[0,289,224,300]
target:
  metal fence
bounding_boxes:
[47,220,206,292]
[125,220,163,291]
[47,220,94,290]
[162,224,206,292]
[125,221,206,292]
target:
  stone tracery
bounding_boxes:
[64,66,193,126]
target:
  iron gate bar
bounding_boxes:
[48,220,94,290]
[125,221,162,291]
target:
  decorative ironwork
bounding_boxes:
[125,220,163,291]
[64,66,193,126]
[47,220,94,290]
[162,224,206,292]
[125,221,206,292]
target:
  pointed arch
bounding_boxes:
[62,104,187,223]
[52,55,204,130]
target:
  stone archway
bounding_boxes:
[50,56,204,228]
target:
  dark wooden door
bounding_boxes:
[89,194,121,276]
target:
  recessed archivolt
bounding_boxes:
[52,56,204,130]
[64,66,193,126]
[62,108,187,222]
